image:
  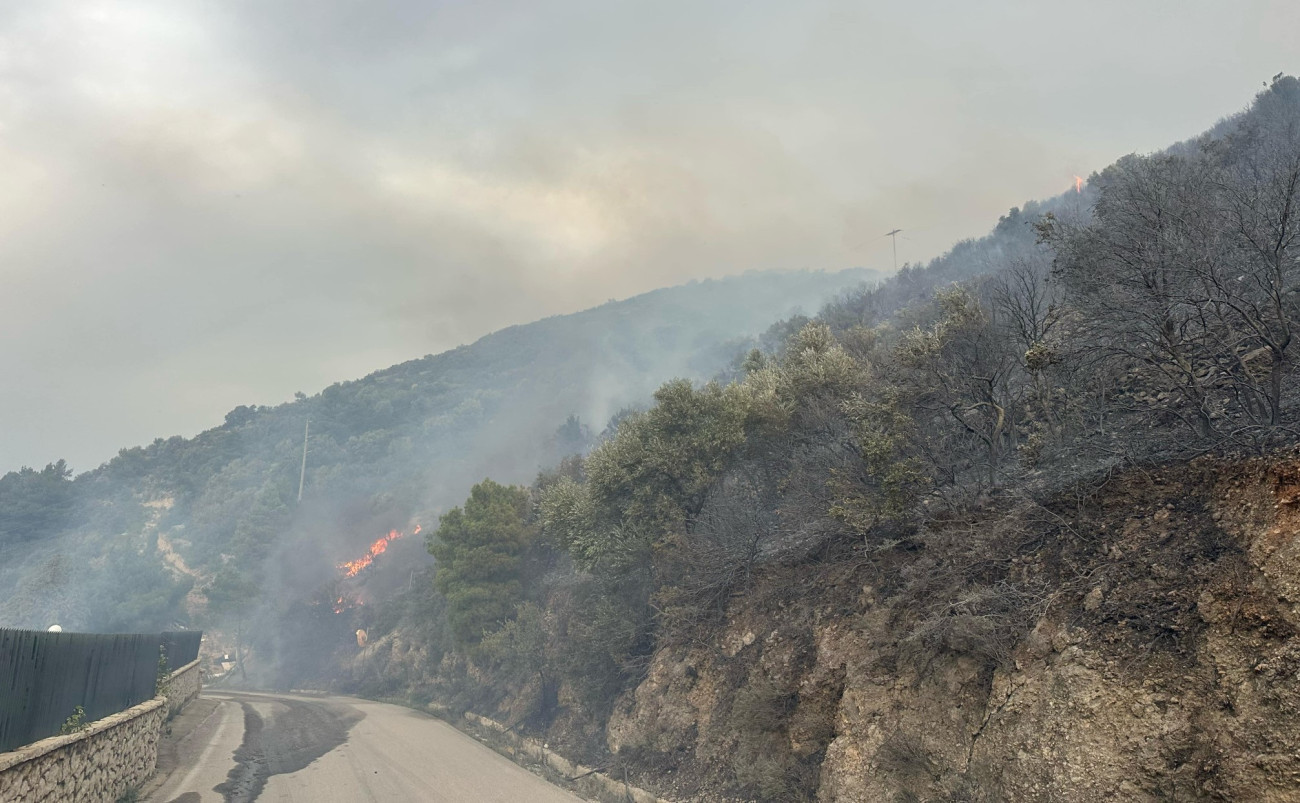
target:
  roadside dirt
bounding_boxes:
[144,698,223,802]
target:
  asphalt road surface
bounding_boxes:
[146,691,585,803]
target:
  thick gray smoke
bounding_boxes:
[2,1,1294,471]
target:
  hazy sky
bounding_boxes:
[0,1,1295,472]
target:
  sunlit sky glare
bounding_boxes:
[0,0,1296,471]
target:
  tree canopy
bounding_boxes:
[429,479,536,645]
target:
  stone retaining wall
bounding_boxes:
[0,696,166,803]
[164,660,202,718]
[461,711,672,803]
[0,661,204,801]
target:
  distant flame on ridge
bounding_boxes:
[338,525,421,578]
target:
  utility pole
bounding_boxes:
[885,229,903,271]
[297,420,309,503]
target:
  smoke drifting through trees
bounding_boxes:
[341,76,1300,801]
[1,70,1296,800]
[0,268,871,695]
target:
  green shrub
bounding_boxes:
[59,705,88,735]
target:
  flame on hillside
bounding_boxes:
[329,593,369,614]
[338,524,421,578]
[1074,175,1084,194]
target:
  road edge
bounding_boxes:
[374,698,671,803]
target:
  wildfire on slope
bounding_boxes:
[1075,175,1084,193]
[318,588,363,614]
[338,524,422,578]
[328,591,367,614]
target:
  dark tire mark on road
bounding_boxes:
[214,697,363,802]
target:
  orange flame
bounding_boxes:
[338,527,418,577]
[1074,175,1084,194]
[330,593,368,614]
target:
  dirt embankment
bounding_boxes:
[606,456,1300,801]
[146,496,211,619]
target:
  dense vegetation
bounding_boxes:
[347,77,1300,800]
[0,268,870,658]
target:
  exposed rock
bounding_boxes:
[1083,586,1105,611]
[607,457,1300,801]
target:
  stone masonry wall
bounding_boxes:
[0,697,166,803]
[164,660,202,718]
[0,661,202,801]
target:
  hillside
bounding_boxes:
[601,454,1300,801]
[4,68,1298,803]
[0,266,873,635]
[341,76,1300,802]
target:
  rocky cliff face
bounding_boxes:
[606,456,1300,801]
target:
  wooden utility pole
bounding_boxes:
[885,229,903,271]
[297,420,309,502]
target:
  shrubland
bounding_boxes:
[348,76,1300,801]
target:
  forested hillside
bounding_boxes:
[0,267,872,642]
[5,66,1297,803]
[346,77,1300,801]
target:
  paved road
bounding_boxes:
[146,691,584,803]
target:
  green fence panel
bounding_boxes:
[0,628,201,753]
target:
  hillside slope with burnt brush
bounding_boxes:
[350,455,1300,801]
[600,454,1300,801]
[343,77,1300,801]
